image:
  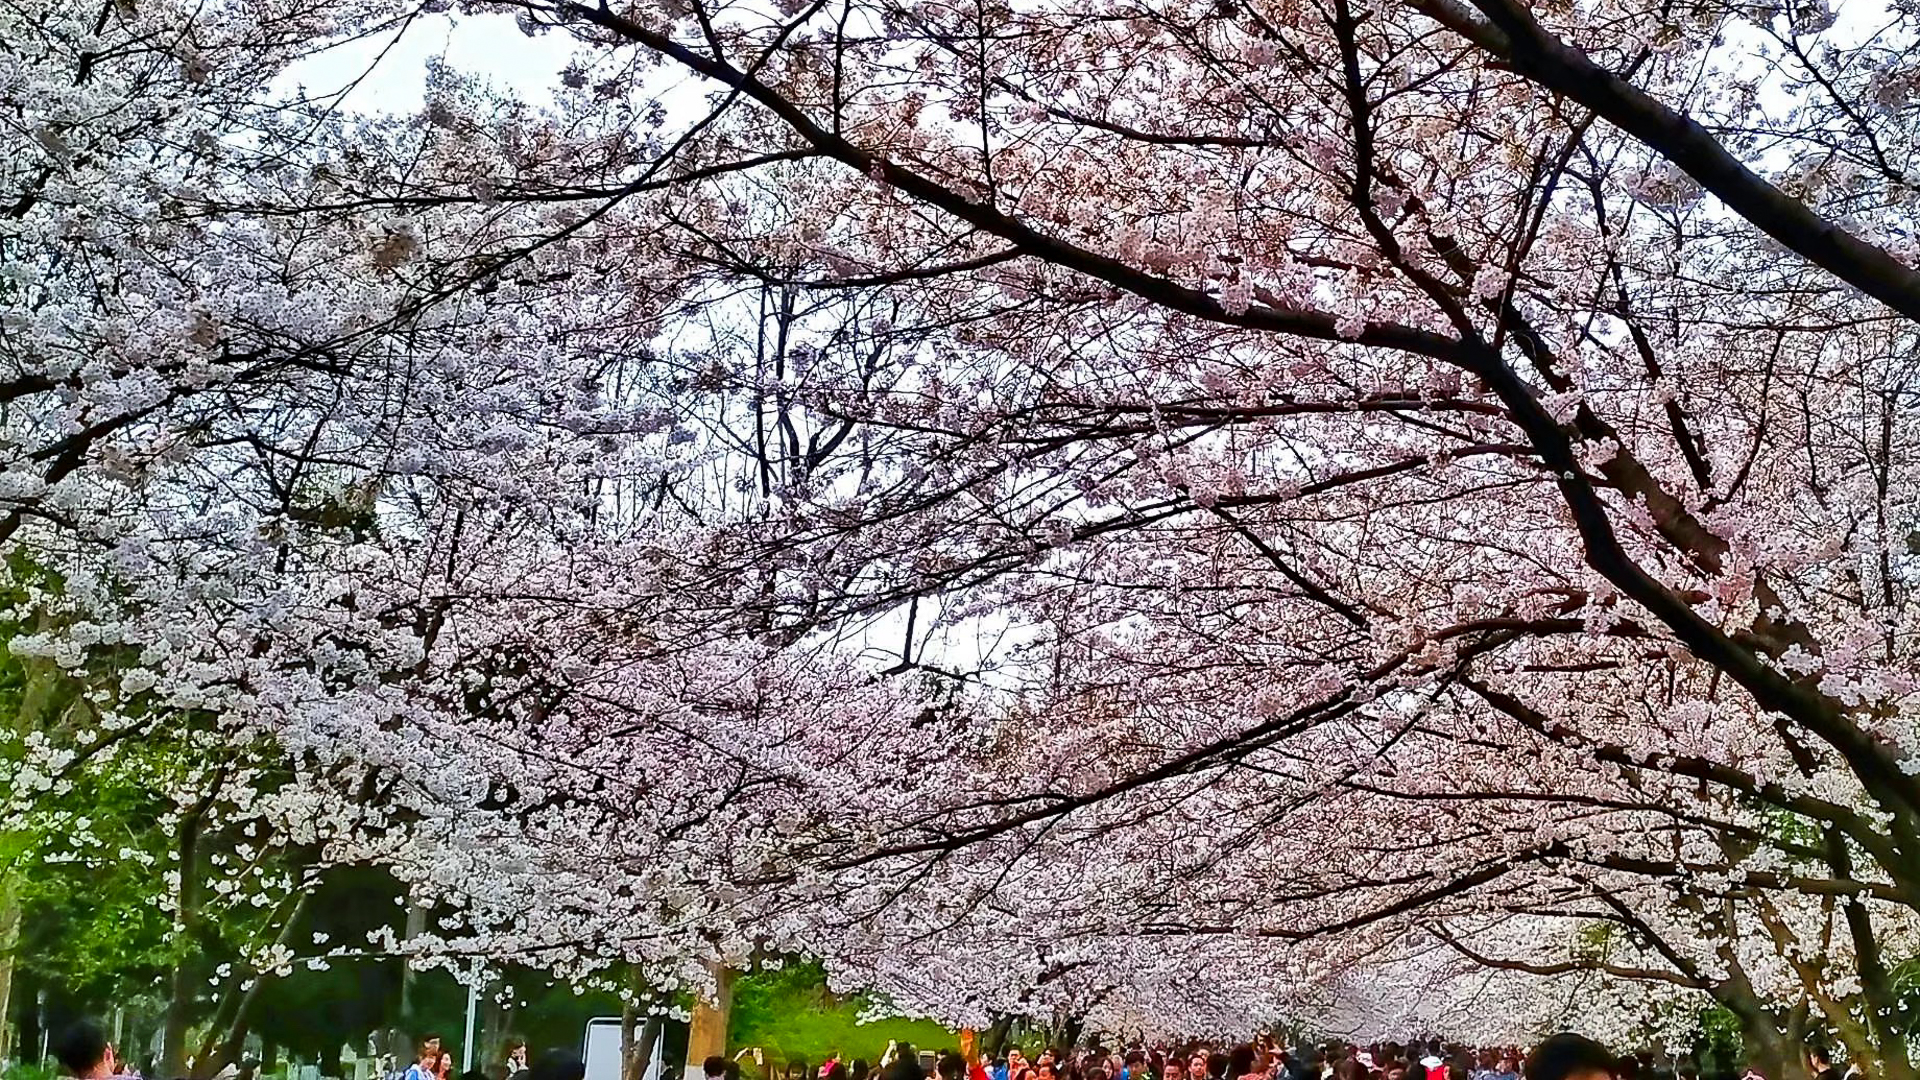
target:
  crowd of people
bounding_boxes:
[393,1032,532,1080]
[39,1024,544,1080]
[838,1037,1560,1080]
[44,1018,1864,1080]
[748,1033,1863,1080]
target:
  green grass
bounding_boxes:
[728,963,957,1070]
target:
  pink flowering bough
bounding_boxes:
[7,0,1920,1068]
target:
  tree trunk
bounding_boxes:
[162,768,228,1080]
[16,972,42,1074]
[981,1018,1013,1059]
[162,958,196,1080]
[1719,988,1792,1080]
[1826,834,1918,1080]
[682,963,734,1080]
[5,645,61,1069]
[622,1011,661,1080]
[1057,1018,1084,1055]
[399,903,427,1021]
[0,876,19,1066]
[191,891,314,1080]
[622,963,662,1080]
[479,988,508,1075]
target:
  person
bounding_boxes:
[1808,1047,1839,1080]
[407,1042,445,1080]
[53,1020,118,1080]
[854,1061,873,1080]
[1527,1036,1618,1080]
[706,1059,730,1080]
[505,1041,529,1079]
[892,1047,926,1080]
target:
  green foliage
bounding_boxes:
[1883,953,1920,1040]
[477,967,628,1060]
[1,1061,62,1080]
[1572,922,1615,963]
[9,727,196,1001]
[728,963,956,1072]
[0,557,379,1069]
[1696,1005,1745,1076]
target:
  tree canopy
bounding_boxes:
[7,0,1920,1070]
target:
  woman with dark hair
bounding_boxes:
[891,1048,926,1080]
[853,1062,871,1080]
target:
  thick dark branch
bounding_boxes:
[1418,0,1920,324]
[562,0,1476,365]
[1430,922,1708,988]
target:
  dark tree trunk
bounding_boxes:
[162,770,227,1080]
[15,970,41,1071]
[981,1018,1014,1059]
[622,964,661,1080]
[1057,1018,1084,1054]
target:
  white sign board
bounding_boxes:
[583,1018,666,1080]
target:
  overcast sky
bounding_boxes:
[275,10,577,114]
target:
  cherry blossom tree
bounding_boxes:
[12,0,1920,1066]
